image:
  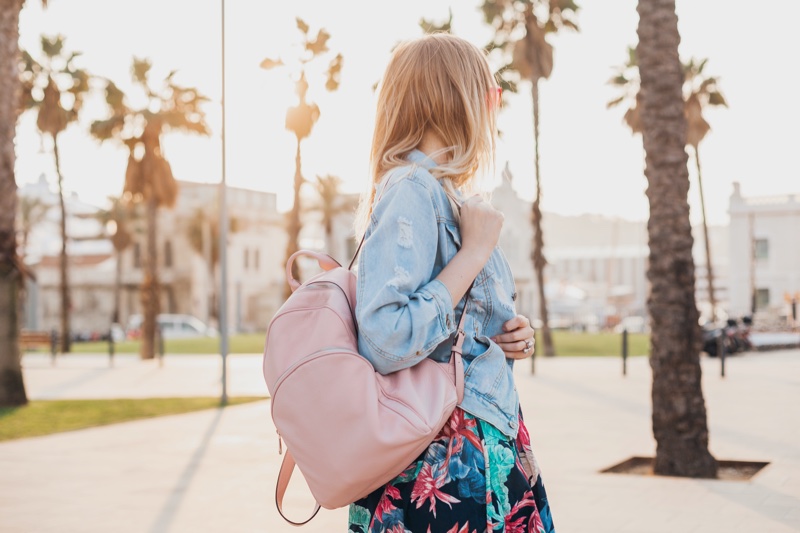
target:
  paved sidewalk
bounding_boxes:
[1,350,798,532]
[19,352,269,400]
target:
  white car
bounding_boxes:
[126,314,218,339]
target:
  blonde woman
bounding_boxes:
[349,34,555,533]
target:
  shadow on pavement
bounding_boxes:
[148,407,224,533]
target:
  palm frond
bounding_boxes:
[296,17,310,35]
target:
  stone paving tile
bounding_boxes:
[2,349,798,532]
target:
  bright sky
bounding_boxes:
[16,0,800,226]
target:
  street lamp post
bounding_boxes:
[219,0,230,405]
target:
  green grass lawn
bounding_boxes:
[71,333,266,354]
[0,396,266,442]
[536,330,650,357]
[68,331,648,357]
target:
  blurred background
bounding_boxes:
[12,0,800,349]
[2,1,799,531]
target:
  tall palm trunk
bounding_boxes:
[637,0,717,478]
[284,139,302,300]
[323,212,333,259]
[692,145,716,322]
[112,246,122,324]
[140,197,160,359]
[530,80,555,358]
[0,0,28,407]
[52,136,71,352]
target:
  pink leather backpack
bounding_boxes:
[263,249,470,525]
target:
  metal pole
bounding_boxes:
[219,0,230,405]
[158,323,165,368]
[51,328,57,366]
[622,328,628,376]
[718,333,726,378]
[108,327,115,368]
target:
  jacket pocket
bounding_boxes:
[463,335,506,400]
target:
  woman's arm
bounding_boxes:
[356,177,503,374]
[356,176,455,373]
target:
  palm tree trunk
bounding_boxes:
[52,135,71,352]
[530,79,555,359]
[21,228,29,262]
[0,0,28,407]
[140,197,160,359]
[284,138,302,300]
[200,217,215,323]
[112,246,122,324]
[324,218,333,260]
[693,145,716,322]
[637,0,717,478]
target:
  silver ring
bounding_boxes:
[524,339,533,353]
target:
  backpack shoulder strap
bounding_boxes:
[275,450,321,525]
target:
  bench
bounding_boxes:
[20,330,57,360]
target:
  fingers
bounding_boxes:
[503,349,532,360]
[491,315,535,360]
[496,339,530,353]
[492,325,534,344]
[502,314,528,332]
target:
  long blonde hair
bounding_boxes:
[355,33,498,237]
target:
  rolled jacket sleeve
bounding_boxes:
[356,174,457,374]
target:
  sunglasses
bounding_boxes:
[489,86,503,108]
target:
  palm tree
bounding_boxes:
[636,0,717,478]
[185,206,237,325]
[17,195,48,262]
[20,35,90,353]
[607,46,642,135]
[684,58,727,322]
[261,18,343,298]
[609,51,727,322]
[310,174,350,258]
[481,0,580,358]
[0,0,27,407]
[94,196,136,324]
[420,9,453,34]
[91,59,210,359]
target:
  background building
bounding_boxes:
[728,182,800,327]
[23,169,746,339]
[24,179,286,337]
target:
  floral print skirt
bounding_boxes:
[347,408,555,533]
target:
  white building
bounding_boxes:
[728,182,800,324]
[26,180,287,336]
[535,208,729,328]
[492,164,537,321]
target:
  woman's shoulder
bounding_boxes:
[377,163,438,196]
[377,164,452,214]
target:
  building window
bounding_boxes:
[133,243,141,268]
[254,249,260,271]
[756,288,770,310]
[164,240,173,268]
[244,248,249,270]
[754,238,769,260]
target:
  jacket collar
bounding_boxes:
[406,148,438,170]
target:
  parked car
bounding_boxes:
[126,314,217,340]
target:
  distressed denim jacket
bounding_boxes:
[356,149,521,438]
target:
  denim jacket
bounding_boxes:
[356,149,520,438]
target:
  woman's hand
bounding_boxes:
[459,194,503,264]
[491,315,535,360]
